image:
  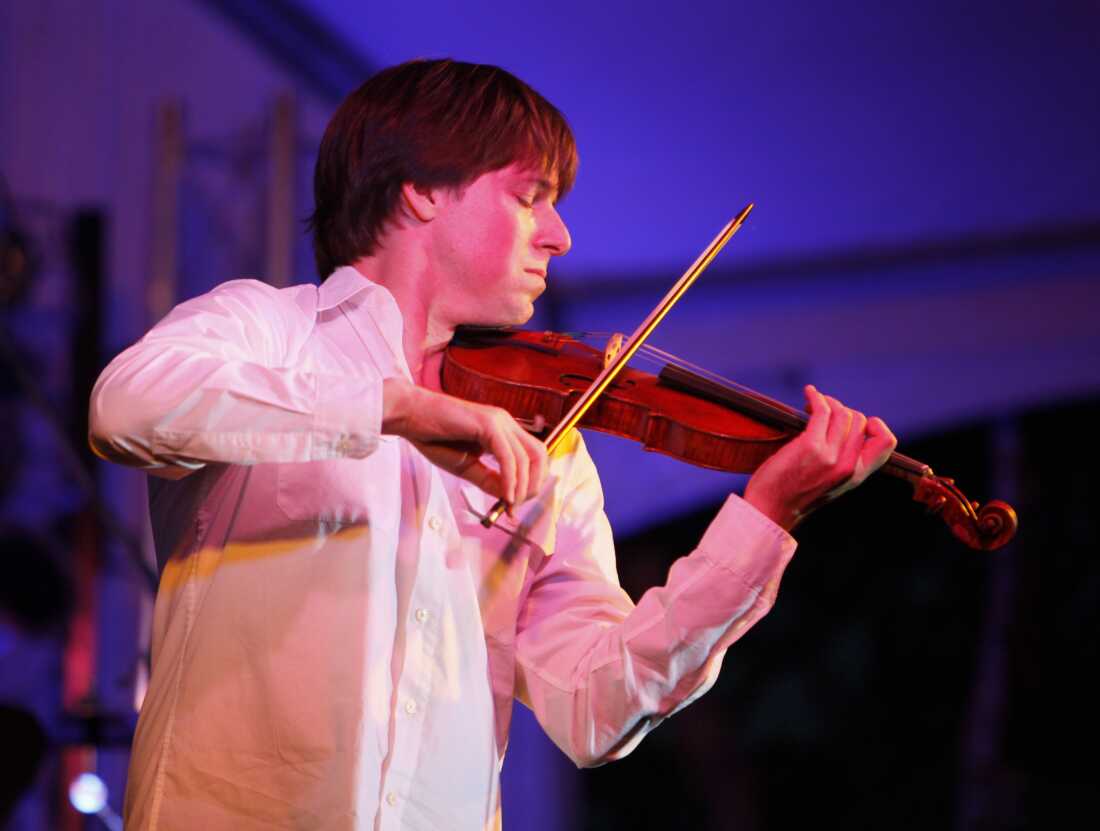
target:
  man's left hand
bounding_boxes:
[742,385,897,531]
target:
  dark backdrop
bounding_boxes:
[572,399,1080,830]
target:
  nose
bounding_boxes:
[538,205,572,257]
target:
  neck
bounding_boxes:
[351,249,453,390]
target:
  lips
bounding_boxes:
[524,268,547,279]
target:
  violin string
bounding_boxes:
[567,331,928,478]
[577,331,772,401]
[577,330,829,434]
[632,340,924,474]
[640,344,747,390]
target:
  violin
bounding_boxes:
[441,205,1017,549]
[442,328,1018,552]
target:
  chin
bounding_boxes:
[512,303,535,326]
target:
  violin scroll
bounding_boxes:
[911,474,1018,551]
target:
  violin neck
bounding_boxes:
[657,364,930,483]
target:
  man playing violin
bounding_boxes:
[90,58,897,830]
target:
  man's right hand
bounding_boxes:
[382,377,548,509]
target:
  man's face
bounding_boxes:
[429,163,572,328]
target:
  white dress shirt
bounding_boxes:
[89,266,797,830]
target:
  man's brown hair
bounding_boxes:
[308,59,578,279]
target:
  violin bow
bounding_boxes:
[480,203,755,528]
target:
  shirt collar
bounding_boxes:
[317,265,376,311]
[318,265,412,379]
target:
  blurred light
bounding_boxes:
[68,772,108,814]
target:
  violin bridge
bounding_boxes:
[603,332,625,369]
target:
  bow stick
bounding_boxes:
[481,202,755,527]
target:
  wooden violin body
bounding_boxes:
[442,328,1018,551]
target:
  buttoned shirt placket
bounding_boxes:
[375,452,459,829]
[334,287,484,828]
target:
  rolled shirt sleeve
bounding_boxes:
[515,440,797,768]
[89,279,382,473]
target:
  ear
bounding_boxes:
[401,182,439,222]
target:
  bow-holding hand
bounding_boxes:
[382,377,548,511]
[743,385,897,532]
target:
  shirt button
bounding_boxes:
[415,608,430,623]
[385,792,398,806]
[404,699,418,715]
[427,515,442,532]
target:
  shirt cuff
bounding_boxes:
[695,492,798,593]
[310,372,382,459]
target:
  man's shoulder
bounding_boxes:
[207,277,318,307]
[196,277,320,323]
